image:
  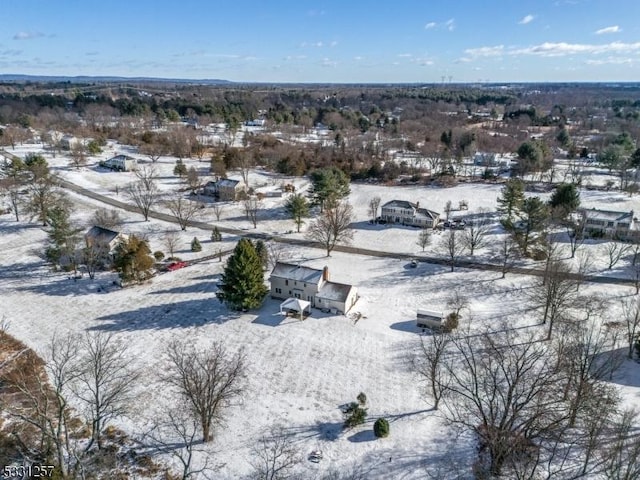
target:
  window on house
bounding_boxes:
[285,280,289,286]
[275,288,282,294]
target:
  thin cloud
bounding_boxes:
[424,19,454,31]
[13,31,45,40]
[585,56,633,65]
[512,41,640,57]
[518,15,535,25]
[595,25,621,35]
[445,19,455,31]
[321,57,337,68]
[465,45,505,58]
[397,53,413,58]
[424,22,437,30]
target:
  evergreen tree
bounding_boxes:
[211,226,222,242]
[517,196,550,255]
[284,193,310,232]
[113,235,155,284]
[307,167,351,212]
[174,159,187,177]
[549,183,580,218]
[216,238,268,311]
[45,201,81,268]
[373,418,390,438]
[254,240,268,269]
[497,178,525,221]
[191,237,202,252]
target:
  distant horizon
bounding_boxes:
[2,1,640,83]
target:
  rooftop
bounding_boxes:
[270,262,323,284]
[316,281,355,303]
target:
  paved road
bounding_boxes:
[32,167,635,288]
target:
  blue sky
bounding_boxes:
[1,0,640,83]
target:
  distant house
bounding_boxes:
[269,263,358,315]
[202,178,245,201]
[380,200,440,228]
[579,208,638,240]
[100,154,137,172]
[84,226,128,255]
[59,135,82,150]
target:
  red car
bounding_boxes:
[166,261,188,271]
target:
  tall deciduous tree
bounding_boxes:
[284,193,309,232]
[126,166,159,221]
[306,201,354,257]
[368,196,381,223]
[216,238,268,310]
[164,340,246,443]
[164,193,201,231]
[440,229,465,272]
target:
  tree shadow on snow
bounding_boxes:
[90,298,238,332]
[347,429,376,443]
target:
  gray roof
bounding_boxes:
[316,281,356,303]
[85,226,120,244]
[217,178,240,188]
[270,262,323,284]
[581,208,633,222]
[382,200,439,220]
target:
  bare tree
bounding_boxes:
[0,176,23,221]
[211,203,225,221]
[243,196,262,228]
[622,297,640,358]
[603,241,632,270]
[126,166,159,221]
[91,207,123,230]
[139,140,169,163]
[165,193,201,231]
[495,235,519,278]
[145,405,216,480]
[413,333,451,409]
[604,409,640,480]
[81,243,108,280]
[368,196,381,223]
[235,150,253,187]
[250,426,302,480]
[163,340,246,442]
[266,242,288,271]
[69,143,87,169]
[306,201,354,257]
[529,259,576,340]
[73,332,140,451]
[163,230,181,259]
[564,215,586,258]
[444,200,453,220]
[416,229,432,251]
[439,230,465,272]
[186,166,201,193]
[462,211,491,255]
[575,250,594,292]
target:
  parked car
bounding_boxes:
[167,261,188,271]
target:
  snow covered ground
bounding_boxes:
[2,142,640,478]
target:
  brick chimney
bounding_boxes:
[415,201,420,209]
[322,266,329,281]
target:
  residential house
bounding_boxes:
[380,200,440,228]
[201,178,245,201]
[84,226,129,255]
[269,263,358,315]
[579,208,639,240]
[100,154,137,172]
[59,135,82,150]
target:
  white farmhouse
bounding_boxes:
[380,200,440,228]
[579,208,638,240]
[269,262,358,315]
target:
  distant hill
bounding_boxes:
[0,74,233,85]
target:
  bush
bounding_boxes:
[191,237,202,252]
[211,226,222,242]
[443,312,459,332]
[154,251,165,261]
[357,392,367,406]
[373,418,390,438]
[343,401,367,428]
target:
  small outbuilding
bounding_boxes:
[416,309,444,330]
[280,298,311,321]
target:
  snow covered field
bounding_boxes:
[2,142,640,478]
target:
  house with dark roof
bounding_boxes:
[202,178,245,201]
[269,262,358,314]
[380,200,440,228]
[84,226,128,254]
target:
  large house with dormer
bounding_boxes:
[380,200,440,228]
[269,262,358,315]
[579,208,639,240]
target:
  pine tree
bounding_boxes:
[254,240,268,269]
[518,196,550,255]
[497,178,525,221]
[211,226,222,242]
[46,202,81,268]
[173,159,187,177]
[216,238,268,311]
[191,237,202,252]
[284,193,310,232]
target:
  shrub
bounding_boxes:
[191,237,202,252]
[211,226,222,242]
[357,392,367,406]
[443,312,459,332]
[343,401,367,428]
[373,418,390,438]
[154,251,165,261]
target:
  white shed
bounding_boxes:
[280,298,311,321]
[416,309,444,330]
